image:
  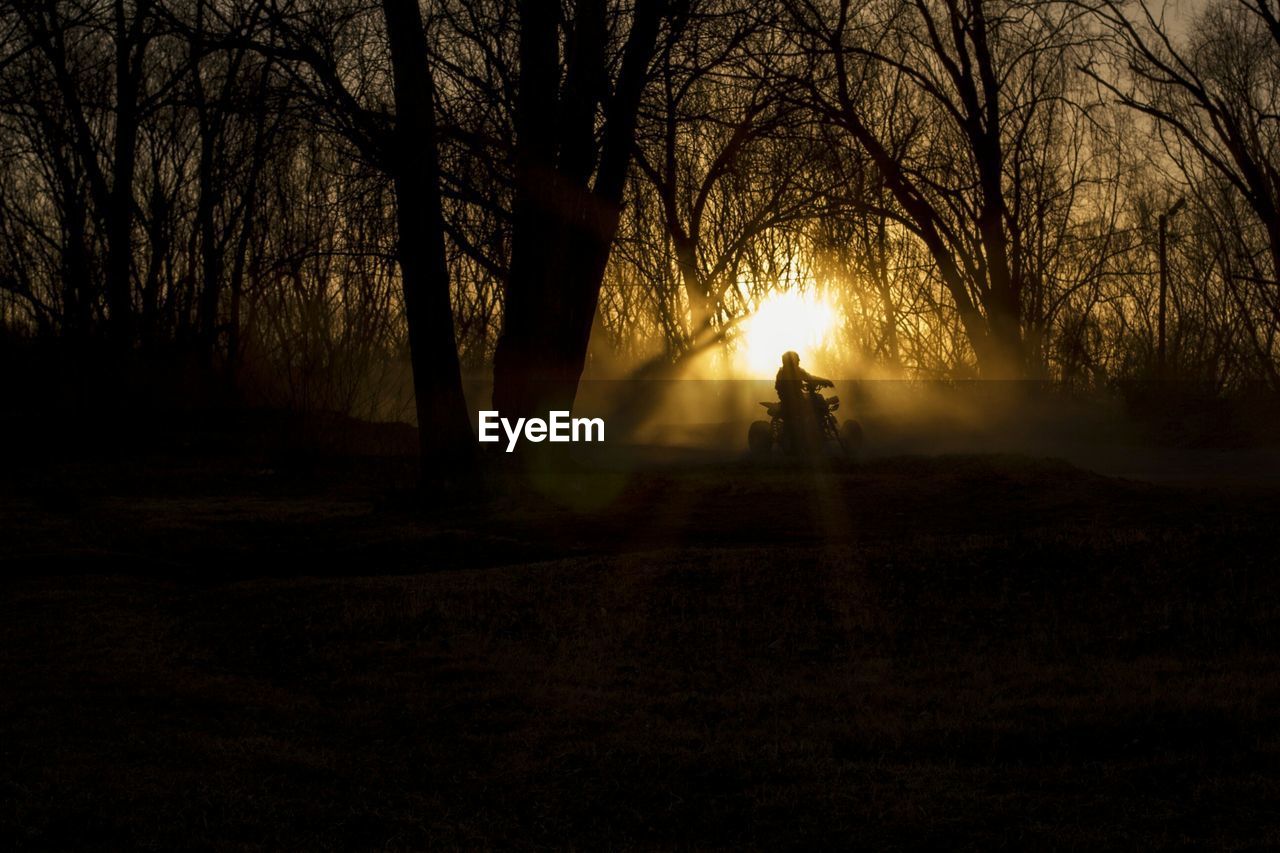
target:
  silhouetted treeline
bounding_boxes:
[1,1,1277,471]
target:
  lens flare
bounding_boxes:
[734,289,839,377]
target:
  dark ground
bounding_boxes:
[3,421,1280,849]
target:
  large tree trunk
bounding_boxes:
[492,180,623,418]
[382,0,475,480]
[491,0,573,419]
[492,0,661,422]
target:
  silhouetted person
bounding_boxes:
[775,351,831,453]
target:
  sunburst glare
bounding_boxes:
[733,289,840,377]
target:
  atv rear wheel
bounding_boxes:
[748,420,773,454]
[839,419,864,456]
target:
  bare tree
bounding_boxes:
[788,0,1107,377]
[1090,0,1280,385]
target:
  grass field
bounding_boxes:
[3,444,1279,849]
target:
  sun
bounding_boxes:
[734,289,840,377]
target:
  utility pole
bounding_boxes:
[1157,197,1185,379]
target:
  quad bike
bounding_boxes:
[748,382,863,457]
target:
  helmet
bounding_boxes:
[781,351,800,368]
